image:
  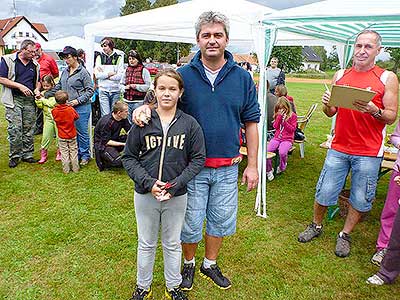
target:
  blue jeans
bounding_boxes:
[125,101,143,125]
[99,90,121,117]
[74,104,91,160]
[315,149,382,212]
[181,165,239,243]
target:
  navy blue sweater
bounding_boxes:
[178,50,260,167]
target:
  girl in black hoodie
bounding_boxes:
[122,69,205,300]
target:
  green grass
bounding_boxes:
[1,82,399,299]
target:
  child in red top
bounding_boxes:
[267,96,297,181]
[51,91,80,173]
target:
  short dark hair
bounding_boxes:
[128,49,143,64]
[55,90,69,104]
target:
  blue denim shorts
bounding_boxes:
[181,164,239,243]
[315,149,382,212]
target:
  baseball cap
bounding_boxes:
[34,43,41,49]
[59,46,78,58]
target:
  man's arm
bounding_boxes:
[242,121,259,191]
[354,72,399,125]
[0,77,33,96]
[49,58,59,79]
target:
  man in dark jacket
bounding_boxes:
[94,101,131,171]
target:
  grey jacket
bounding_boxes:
[45,63,94,105]
[0,52,40,108]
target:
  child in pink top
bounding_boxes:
[267,96,297,181]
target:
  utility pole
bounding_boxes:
[13,0,17,17]
[176,44,180,64]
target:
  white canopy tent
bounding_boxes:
[262,0,400,69]
[42,36,102,52]
[83,0,335,218]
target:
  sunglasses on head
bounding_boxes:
[101,43,109,47]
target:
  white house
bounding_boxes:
[301,46,322,71]
[0,16,48,53]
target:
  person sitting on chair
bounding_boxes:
[94,101,131,171]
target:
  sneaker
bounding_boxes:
[298,222,323,243]
[199,263,231,290]
[22,157,39,163]
[180,263,195,291]
[267,170,274,181]
[165,286,187,300]
[80,159,90,166]
[129,286,153,300]
[366,274,385,286]
[371,248,387,267]
[335,232,352,258]
[9,158,19,168]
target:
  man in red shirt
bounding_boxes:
[298,30,399,258]
[35,43,59,80]
[34,43,59,134]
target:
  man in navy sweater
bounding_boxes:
[134,11,260,291]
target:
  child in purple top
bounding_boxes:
[370,121,400,266]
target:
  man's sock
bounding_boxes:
[203,257,216,269]
[184,258,195,266]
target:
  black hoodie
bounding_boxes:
[122,109,205,197]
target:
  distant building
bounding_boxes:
[0,16,49,54]
[301,46,322,71]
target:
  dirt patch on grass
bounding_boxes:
[286,77,331,84]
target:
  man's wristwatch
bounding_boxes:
[372,108,382,118]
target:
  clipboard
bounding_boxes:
[328,84,376,110]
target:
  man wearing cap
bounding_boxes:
[34,42,59,134]
[94,37,124,117]
[0,39,41,167]
[35,43,59,80]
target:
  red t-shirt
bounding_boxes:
[37,53,59,79]
[51,104,79,139]
[331,66,386,157]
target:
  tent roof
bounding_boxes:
[263,0,400,47]
[42,36,102,52]
[84,0,276,53]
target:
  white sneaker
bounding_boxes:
[366,274,385,285]
[371,248,387,267]
[267,170,274,181]
[277,167,282,174]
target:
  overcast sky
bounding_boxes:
[0,0,322,39]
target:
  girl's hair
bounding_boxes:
[42,74,55,88]
[275,84,288,97]
[274,96,292,118]
[154,69,184,91]
[128,49,143,65]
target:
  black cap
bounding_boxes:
[59,46,78,58]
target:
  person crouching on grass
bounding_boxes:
[267,96,297,181]
[51,90,80,174]
[122,69,205,300]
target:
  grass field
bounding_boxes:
[1,82,399,299]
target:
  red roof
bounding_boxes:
[0,16,48,41]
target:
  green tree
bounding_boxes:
[311,46,328,70]
[270,46,303,72]
[325,46,340,70]
[115,0,192,64]
[387,47,400,73]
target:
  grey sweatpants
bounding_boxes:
[134,191,187,289]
